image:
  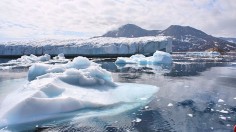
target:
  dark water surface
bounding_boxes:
[0,58,235,132]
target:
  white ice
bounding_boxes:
[187,114,193,117]
[219,110,229,114]
[28,56,98,81]
[0,53,69,70]
[218,99,225,103]
[167,103,173,107]
[115,50,172,65]
[9,54,50,64]
[0,56,159,127]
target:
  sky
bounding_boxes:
[0,0,236,41]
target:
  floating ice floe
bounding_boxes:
[115,51,172,65]
[218,99,225,103]
[219,116,226,120]
[0,56,159,127]
[134,118,142,123]
[115,51,172,74]
[0,53,69,70]
[219,110,229,114]
[167,103,173,107]
[187,114,193,117]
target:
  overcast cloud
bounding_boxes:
[0,0,235,40]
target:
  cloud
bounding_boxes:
[0,0,235,40]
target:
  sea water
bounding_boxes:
[0,57,235,132]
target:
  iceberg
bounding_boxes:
[115,50,172,64]
[53,53,65,60]
[0,54,69,70]
[0,56,159,127]
[28,56,98,81]
[9,54,51,64]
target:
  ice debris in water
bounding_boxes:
[0,53,69,70]
[219,110,229,114]
[187,114,193,117]
[144,106,149,109]
[9,54,51,64]
[219,116,226,120]
[134,118,142,123]
[115,50,172,65]
[0,56,159,127]
[218,99,225,103]
[167,103,173,107]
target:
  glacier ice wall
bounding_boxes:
[0,37,172,57]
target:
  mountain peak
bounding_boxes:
[102,24,160,38]
[101,23,236,51]
[119,24,142,29]
[161,25,208,39]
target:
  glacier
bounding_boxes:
[0,36,172,57]
[0,56,159,127]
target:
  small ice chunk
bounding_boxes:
[135,118,142,123]
[218,99,224,103]
[167,103,173,107]
[219,116,226,120]
[219,110,229,114]
[67,56,91,69]
[211,109,214,111]
[187,114,193,117]
[140,97,147,100]
[226,124,231,127]
[210,127,214,130]
[144,106,149,109]
[234,97,236,100]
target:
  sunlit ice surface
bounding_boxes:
[0,56,159,131]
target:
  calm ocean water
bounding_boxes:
[0,58,235,132]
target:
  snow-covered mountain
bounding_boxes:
[102,24,236,52]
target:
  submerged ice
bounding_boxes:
[0,56,159,127]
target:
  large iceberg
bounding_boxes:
[0,56,159,127]
[115,50,173,65]
[0,36,172,57]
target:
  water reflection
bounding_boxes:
[96,59,231,77]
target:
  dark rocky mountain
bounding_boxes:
[219,37,236,44]
[102,24,160,38]
[102,24,236,52]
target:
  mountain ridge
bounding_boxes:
[102,24,236,52]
